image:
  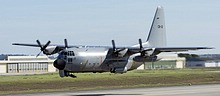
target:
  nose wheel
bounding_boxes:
[69,74,77,78]
[64,71,77,78]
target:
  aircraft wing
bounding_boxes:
[12,42,82,55]
[128,47,213,56]
[153,47,213,52]
[152,47,213,56]
[13,43,41,47]
[12,43,78,48]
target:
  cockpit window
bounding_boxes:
[60,51,64,55]
[68,51,75,56]
[64,52,68,55]
[60,51,74,56]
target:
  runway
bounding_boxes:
[5,84,220,96]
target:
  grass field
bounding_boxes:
[1,68,220,94]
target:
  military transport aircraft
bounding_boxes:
[13,6,212,78]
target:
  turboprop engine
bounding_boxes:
[53,58,66,70]
[53,39,69,70]
[35,40,64,56]
[111,67,128,73]
[43,46,60,55]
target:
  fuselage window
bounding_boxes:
[71,51,75,56]
[68,58,73,63]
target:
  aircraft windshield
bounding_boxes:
[60,51,74,56]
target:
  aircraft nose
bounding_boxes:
[53,59,66,70]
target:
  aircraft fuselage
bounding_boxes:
[53,47,143,74]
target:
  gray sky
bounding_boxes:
[0,0,219,55]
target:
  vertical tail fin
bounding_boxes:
[146,6,166,47]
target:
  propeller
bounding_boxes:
[112,40,116,52]
[139,39,143,50]
[138,39,145,56]
[138,38,154,69]
[36,40,51,57]
[111,40,118,56]
[111,40,128,57]
[64,39,68,49]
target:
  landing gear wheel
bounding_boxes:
[64,71,77,78]
[69,74,77,78]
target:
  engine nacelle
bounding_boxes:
[53,59,66,70]
[44,46,61,55]
[59,70,65,77]
[133,56,158,62]
[112,67,128,73]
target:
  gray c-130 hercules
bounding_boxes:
[13,6,212,78]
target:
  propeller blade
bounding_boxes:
[139,39,145,56]
[42,41,51,51]
[111,40,116,51]
[36,40,43,49]
[36,51,42,57]
[139,38,143,51]
[35,40,51,57]
[64,39,68,48]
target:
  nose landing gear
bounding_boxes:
[59,70,77,78]
[65,71,77,78]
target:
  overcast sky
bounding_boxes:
[0,0,219,55]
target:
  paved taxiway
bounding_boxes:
[5,84,220,96]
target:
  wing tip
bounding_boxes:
[12,43,19,45]
[206,47,215,49]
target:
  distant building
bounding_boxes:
[137,54,220,69]
[186,58,220,67]
[137,54,186,69]
[0,55,56,73]
[186,58,205,67]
